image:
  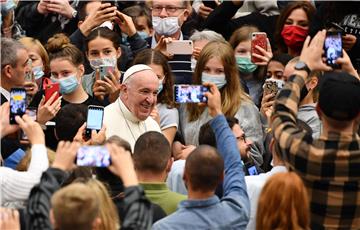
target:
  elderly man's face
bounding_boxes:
[123,70,159,120]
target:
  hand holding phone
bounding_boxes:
[85,105,104,140]
[167,40,193,55]
[99,66,115,80]
[9,88,26,124]
[76,145,111,167]
[324,31,343,68]
[174,85,208,103]
[251,32,268,63]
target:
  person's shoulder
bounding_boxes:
[152,210,187,230]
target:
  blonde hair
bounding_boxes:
[256,172,310,230]
[16,148,55,171]
[85,179,119,230]
[18,36,50,75]
[187,41,250,121]
[51,183,99,230]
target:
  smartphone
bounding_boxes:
[85,105,104,140]
[324,31,343,68]
[251,32,268,63]
[99,66,114,80]
[9,88,27,124]
[76,146,111,167]
[263,79,283,95]
[203,0,217,9]
[174,85,208,103]
[167,40,193,55]
[247,165,259,176]
[25,71,34,83]
[44,82,60,103]
[20,108,37,141]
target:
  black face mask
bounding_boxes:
[299,85,309,102]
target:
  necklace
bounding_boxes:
[118,99,147,142]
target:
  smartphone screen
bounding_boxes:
[324,31,342,68]
[247,165,259,176]
[251,32,267,63]
[174,85,208,103]
[166,40,193,55]
[10,88,26,124]
[76,146,111,167]
[20,108,37,140]
[85,105,104,139]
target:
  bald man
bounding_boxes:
[103,64,161,150]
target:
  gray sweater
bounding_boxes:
[179,100,264,166]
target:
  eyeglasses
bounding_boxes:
[152,5,185,14]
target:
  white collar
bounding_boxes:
[151,32,184,49]
[0,87,10,101]
[118,98,142,123]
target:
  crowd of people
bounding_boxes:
[1,0,360,229]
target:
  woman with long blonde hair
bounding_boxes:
[179,41,264,166]
[256,172,310,230]
[82,178,120,230]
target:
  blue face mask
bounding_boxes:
[201,72,227,89]
[235,56,258,73]
[52,75,79,94]
[137,31,149,40]
[158,80,163,94]
[32,66,44,80]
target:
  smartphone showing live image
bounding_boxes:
[324,31,343,68]
[10,88,26,124]
[76,146,111,167]
[174,85,208,103]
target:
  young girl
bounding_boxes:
[82,27,122,104]
[133,49,178,145]
[29,33,101,149]
[180,41,264,167]
[229,25,273,107]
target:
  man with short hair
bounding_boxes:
[103,64,161,150]
[271,30,360,229]
[1,38,30,104]
[134,131,186,215]
[1,38,31,162]
[153,82,250,229]
[149,0,192,84]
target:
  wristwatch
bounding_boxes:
[294,61,311,75]
[71,9,78,19]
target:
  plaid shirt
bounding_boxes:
[271,73,360,229]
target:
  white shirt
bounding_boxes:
[0,144,49,206]
[245,165,288,230]
[167,159,187,195]
[0,87,10,102]
[103,98,161,151]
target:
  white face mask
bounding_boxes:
[201,72,227,89]
[152,16,180,36]
[89,57,117,70]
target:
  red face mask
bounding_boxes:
[281,25,309,51]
